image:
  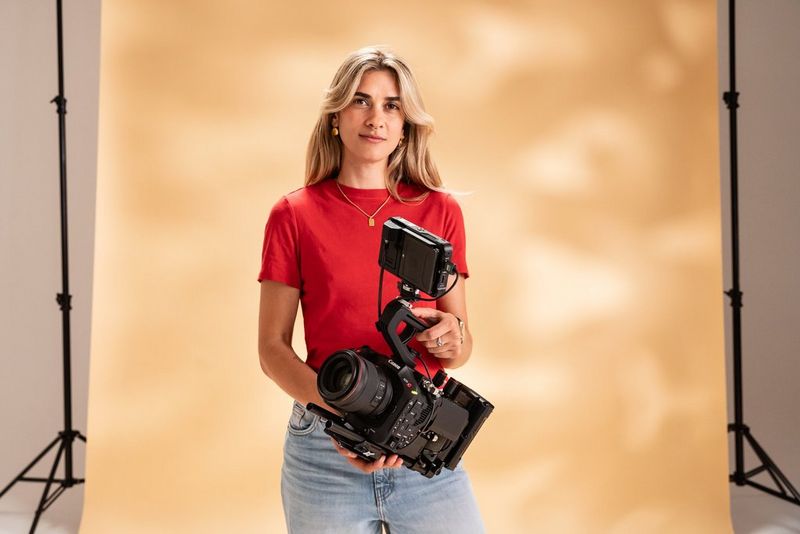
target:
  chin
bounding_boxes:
[350,150,394,164]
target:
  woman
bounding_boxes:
[258,46,485,534]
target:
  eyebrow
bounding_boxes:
[354,91,400,102]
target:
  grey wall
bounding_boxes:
[718,0,800,529]
[1,1,100,532]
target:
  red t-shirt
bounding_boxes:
[258,178,469,376]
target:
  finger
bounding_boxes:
[346,457,372,472]
[423,333,458,351]
[417,329,449,345]
[386,454,403,468]
[333,440,358,459]
[422,334,450,349]
[410,307,443,320]
[416,323,454,342]
[428,347,458,358]
[363,455,386,473]
[344,453,377,473]
[331,439,357,458]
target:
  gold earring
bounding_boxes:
[331,126,339,136]
[398,136,404,146]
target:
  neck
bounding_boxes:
[337,157,388,189]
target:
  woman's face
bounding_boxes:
[334,69,405,168]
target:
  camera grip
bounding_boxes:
[376,299,428,368]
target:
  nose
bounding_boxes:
[366,107,385,130]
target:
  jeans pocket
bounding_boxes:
[287,401,318,436]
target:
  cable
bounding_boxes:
[418,353,432,380]
[377,266,385,322]
[414,270,460,302]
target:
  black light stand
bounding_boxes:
[724,0,800,507]
[0,0,87,531]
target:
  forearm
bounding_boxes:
[259,341,335,411]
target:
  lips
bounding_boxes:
[359,134,386,141]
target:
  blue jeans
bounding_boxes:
[281,401,486,534]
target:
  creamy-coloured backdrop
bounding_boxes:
[83,1,730,532]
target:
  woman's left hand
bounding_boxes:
[410,307,463,362]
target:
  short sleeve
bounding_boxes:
[258,197,301,289]
[443,195,469,279]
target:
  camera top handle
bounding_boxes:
[376,296,429,369]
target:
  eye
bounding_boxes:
[386,102,400,111]
[353,97,369,106]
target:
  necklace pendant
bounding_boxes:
[369,217,375,227]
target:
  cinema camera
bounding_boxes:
[307,217,494,478]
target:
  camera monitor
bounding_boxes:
[378,217,455,298]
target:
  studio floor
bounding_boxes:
[1,483,800,533]
[730,484,800,534]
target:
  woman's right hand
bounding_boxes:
[331,439,404,473]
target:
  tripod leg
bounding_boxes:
[0,436,61,498]
[29,438,65,534]
[744,431,800,502]
[743,429,785,492]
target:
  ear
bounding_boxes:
[331,114,339,126]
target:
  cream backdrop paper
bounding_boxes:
[84,1,731,532]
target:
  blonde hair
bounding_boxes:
[305,46,442,200]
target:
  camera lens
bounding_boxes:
[318,350,393,417]
[326,358,355,394]
[332,365,352,392]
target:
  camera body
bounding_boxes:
[315,346,493,477]
[306,217,493,478]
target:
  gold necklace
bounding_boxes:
[335,180,392,227]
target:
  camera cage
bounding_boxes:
[306,217,492,477]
